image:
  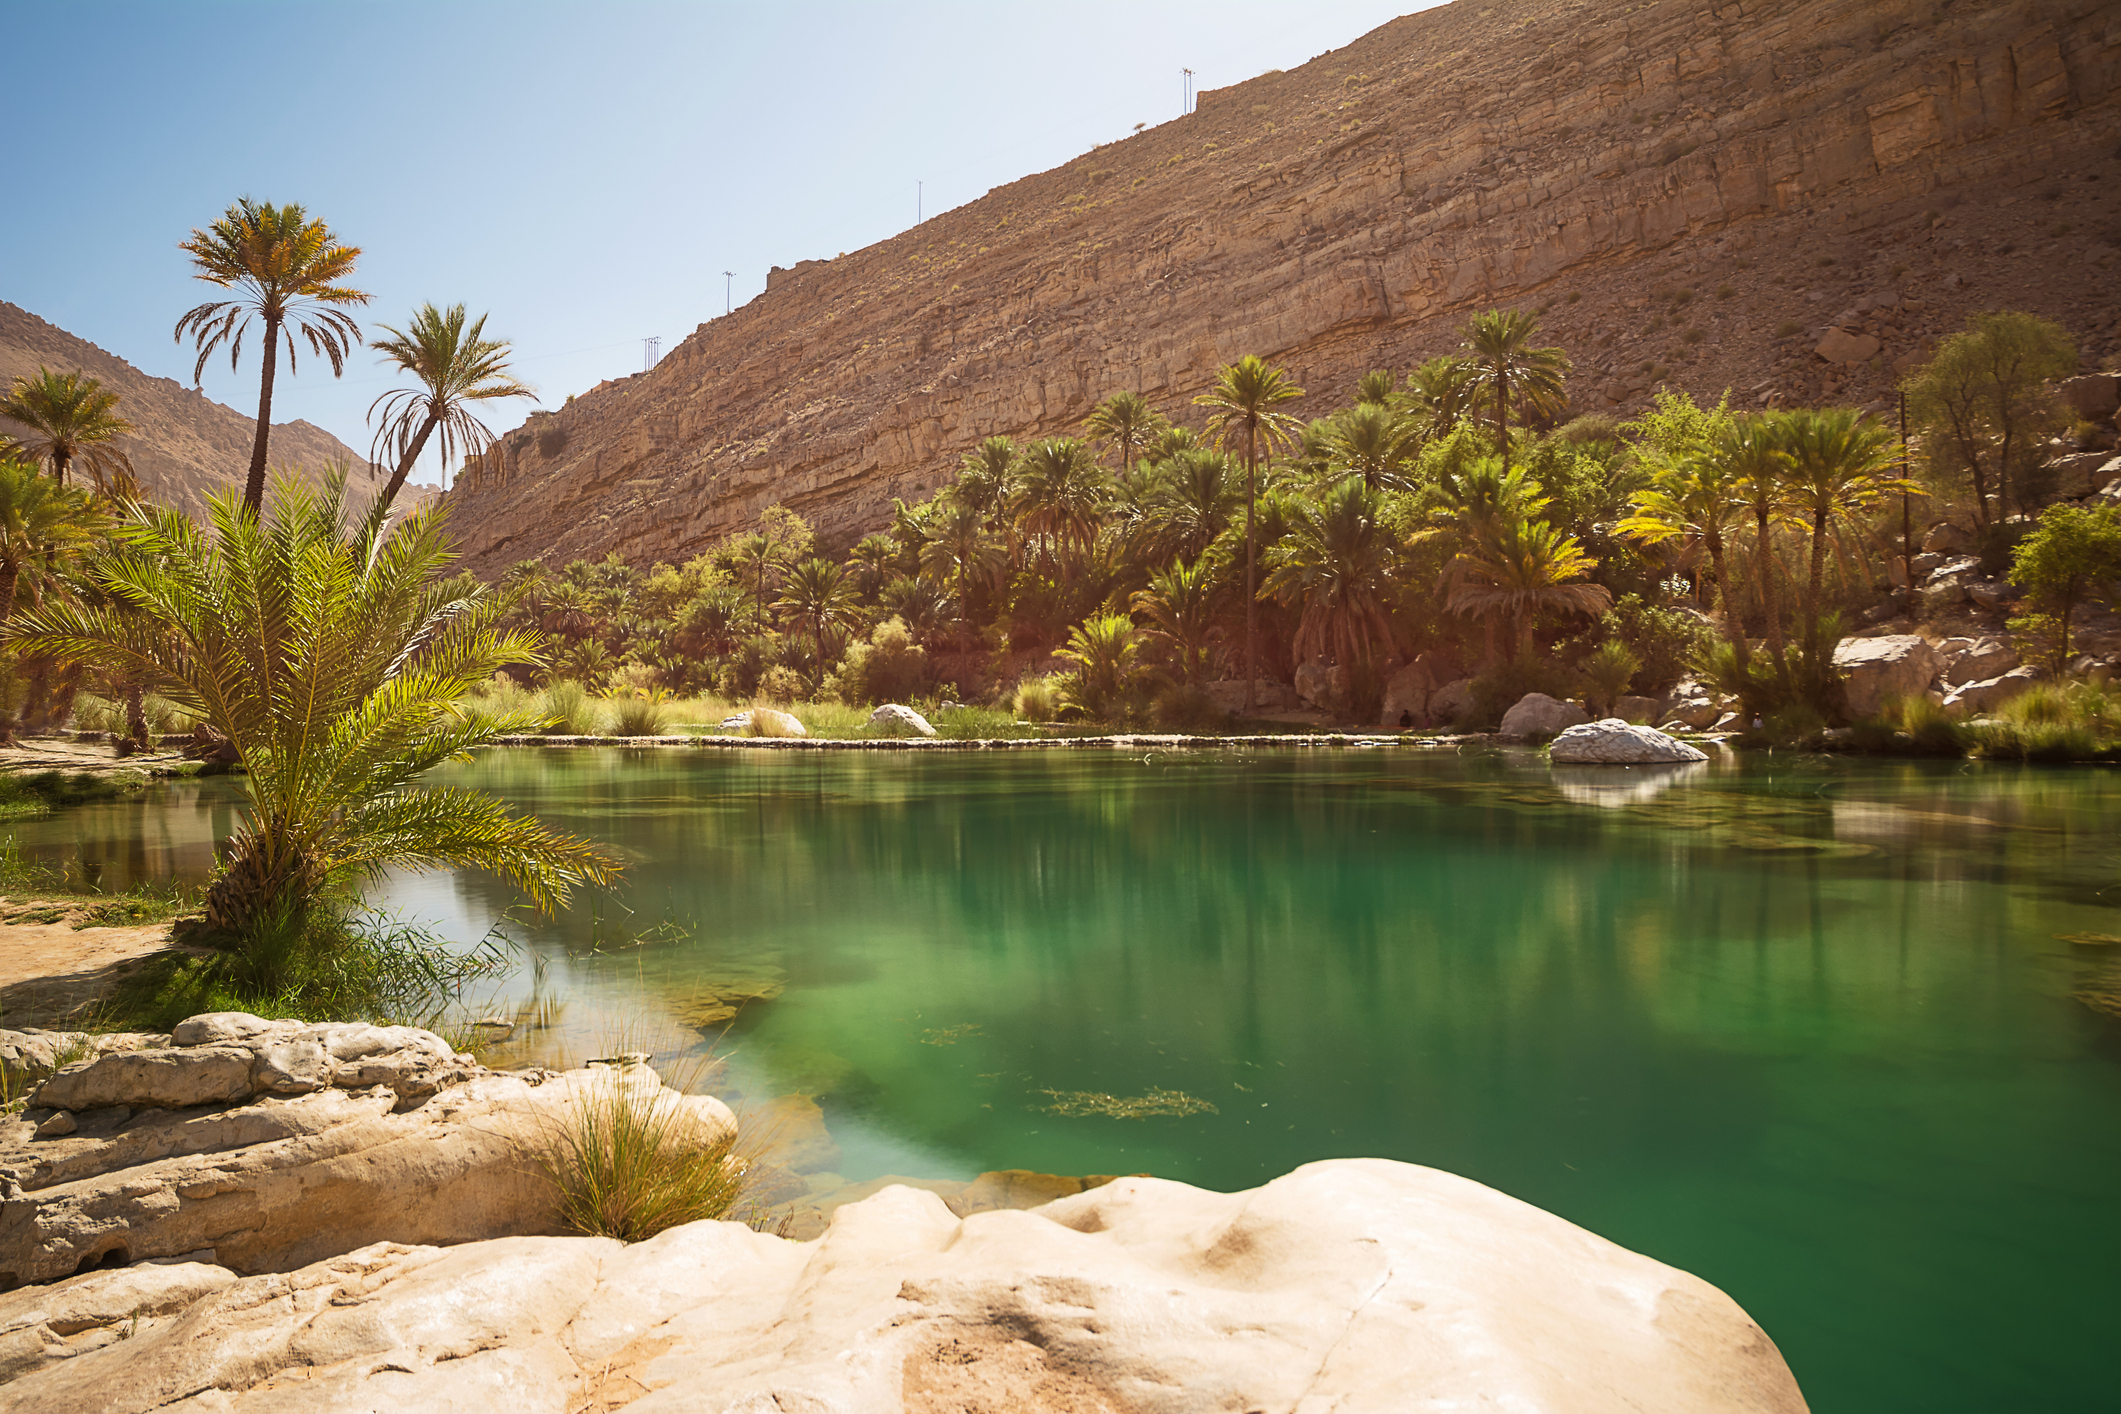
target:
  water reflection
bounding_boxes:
[1549,762,1707,808]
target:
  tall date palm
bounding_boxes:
[175,198,368,512]
[1195,356,1305,711]
[367,303,536,513]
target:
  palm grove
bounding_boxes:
[0,198,609,998]
[2,195,2118,976]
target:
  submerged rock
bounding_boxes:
[867,703,936,737]
[0,1158,1809,1412]
[1550,720,1710,764]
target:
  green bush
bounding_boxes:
[538,680,596,735]
[1012,674,1064,723]
[1467,656,1581,731]
[827,617,928,705]
[609,694,668,736]
[1594,594,1713,689]
[533,1063,749,1243]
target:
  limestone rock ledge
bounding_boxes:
[0,1014,734,1292]
[0,1158,1807,1413]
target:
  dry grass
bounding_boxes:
[534,1061,750,1242]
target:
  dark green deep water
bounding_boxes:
[19,746,2121,1412]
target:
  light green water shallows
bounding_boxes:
[19,747,2121,1413]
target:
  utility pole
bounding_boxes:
[1183,68,1194,115]
[723,271,734,315]
[643,337,659,372]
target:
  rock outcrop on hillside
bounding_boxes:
[0,1159,1809,1412]
[0,301,382,515]
[444,0,2121,577]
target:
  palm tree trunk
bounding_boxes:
[1806,508,1830,659]
[1495,360,1509,479]
[1243,423,1257,715]
[0,557,17,624]
[124,680,149,748]
[1755,505,1785,659]
[376,409,441,514]
[1707,534,1748,671]
[52,448,70,488]
[244,317,282,513]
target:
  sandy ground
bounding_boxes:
[0,737,191,780]
[0,917,179,1028]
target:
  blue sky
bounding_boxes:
[2,0,1432,483]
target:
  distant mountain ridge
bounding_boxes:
[441,0,2121,578]
[0,298,385,514]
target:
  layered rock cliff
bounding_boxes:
[445,0,2121,576]
[0,301,377,514]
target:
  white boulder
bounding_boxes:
[1940,637,2017,686]
[1549,719,1710,764]
[1943,665,2041,716]
[0,1159,1808,1413]
[867,703,936,737]
[720,708,808,738]
[1498,692,1590,739]
[1427,677,1476,725]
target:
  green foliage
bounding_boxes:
[608,692,668,737]
[1467,655,1581,731]
[1903,310,2075,524]
[0,768,144,821]
[2007,504,2121,665]
[533,1064,749,1243]
[1591,593,1713,688]
[1012,673,1063,723]
[1971,683,2121,762]
[827,616,929,705]
[1582,640,1640,714]
[1057,614,1154,722]
[538,679,596,735]
[3,473,616,961]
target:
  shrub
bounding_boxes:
[1883,694,1970,755]
[828,617,928,705]
[609,693,668,736]
[538,680,596,735]
[1594,593,1712,689]
[1012,674,1064,723]
[534,1063,748,1243]
[1151,683,1225,731]
[1467,656,1581,731]
[757,665,806,704]
[1582,640,1640,715]
[717,636,779,700]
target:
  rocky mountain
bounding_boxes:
[0,300,383,514]
[445,0,2121,578]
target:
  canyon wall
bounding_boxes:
[0,301,378,514]
[446,0,2121,576]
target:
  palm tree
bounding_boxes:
[1700,414,1796,662]
[1446,515,1612,661]
[175,198,368,512]
[1057,614,1147,721]
[1776,407,1914,658]
[1260,476,1399,674]
[1404,354,1478,441]
[953,436,1017,521]
[367,303,536,513]
[1460,310,1570,479]
[1132,557,1222,685]
[918,499,1003,647]
[0,369,134,494]
[1083,391,1167,481]
[1324,402,1421,491]
[0,459,105,624]
[848,532,900,601]
[1354,370,1399,408]
[1011,438,1107,575]
[1615,428,1752,664]
[733,531,790,629]
[775,557,861,691]
[1194,356,1306,711]
[4,473,614,950]
[1138,448,1240,565]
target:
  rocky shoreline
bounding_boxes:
[0,1013,1809,1410]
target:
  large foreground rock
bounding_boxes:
[0,1158,1808,1413]
[1498,692,1590,739]
[1833,635,1939,718]
[1550,719,1710,764]
[0,1015,733,1290]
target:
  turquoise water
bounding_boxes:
[16,746,2121,1412]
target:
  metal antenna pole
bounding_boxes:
[1183,68,1194,115]
[723,271,734,315]
[643,337,660,372]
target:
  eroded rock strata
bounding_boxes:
[443,0,2121,576]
